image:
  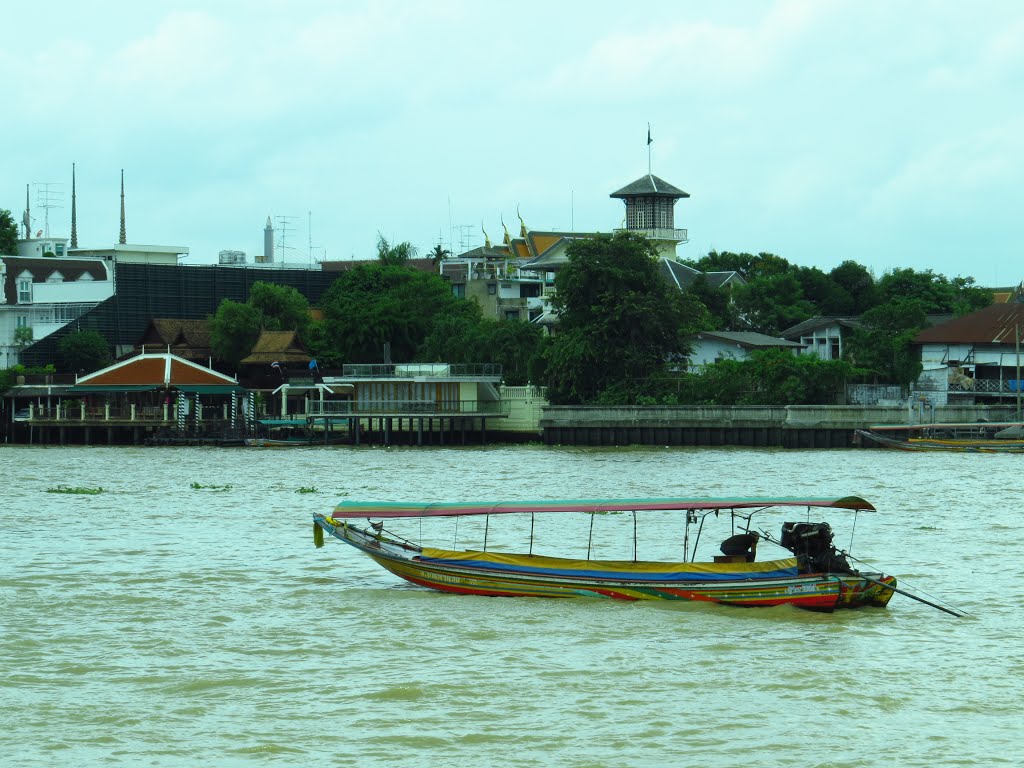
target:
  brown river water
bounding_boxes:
[1,444,1021,767]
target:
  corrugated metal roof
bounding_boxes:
[915,303,1024,344]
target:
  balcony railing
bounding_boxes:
[308,399,510,417]
[614,227,688,243]
[949,379,1022,393]
[340,363,502,379]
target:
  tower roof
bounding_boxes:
[610,174,689,199]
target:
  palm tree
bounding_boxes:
[376,234,418,266]
[429,243,451,267]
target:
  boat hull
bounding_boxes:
[314,516,895,611]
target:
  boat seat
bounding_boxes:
[713,555,748,563]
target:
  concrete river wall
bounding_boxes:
[539,404,1018,448]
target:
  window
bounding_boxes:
[452,283,466,298]
[487,283,497,295]
[504,310,520,321]
[56,243,65,256]
[17,275,32,303]
[16,314,29,328]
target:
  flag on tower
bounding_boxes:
[647,124,652,146]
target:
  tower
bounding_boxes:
[71,163,78,249]
[263,216,274,264]
[119,169,127,245]
[610,173,689,257]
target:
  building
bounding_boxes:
[912,302,1024,406]
[688,331,804,367]
[3,169,188,367]
[781,317,863,361]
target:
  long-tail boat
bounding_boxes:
[856,423,1024,453]
[312,497,900,612]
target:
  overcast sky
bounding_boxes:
[3,1,1022,285]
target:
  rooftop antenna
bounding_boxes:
[119,169,126,244]
[71,163,78,248]
[454,224,476,254]
[22,184,31,239]
[35,181,64,238]
[308,210,313,265]
[647,123,653,176]
[275,214,298,262]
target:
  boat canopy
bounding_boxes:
[330,496,876,519]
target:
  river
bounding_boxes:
[1,444,1020,767]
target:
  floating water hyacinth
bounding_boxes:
[47,486,104,495]
[190,482,233,492]
[297,487,319,494]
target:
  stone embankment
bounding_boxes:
[539,404,1017,448]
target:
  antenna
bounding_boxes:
[35,182,64,238]
[454,224,476,254]
[275,215,299,262]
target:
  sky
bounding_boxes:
[3,1,1022,286]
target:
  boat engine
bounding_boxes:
[780,522,850,573]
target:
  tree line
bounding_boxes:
[4,220,993,406]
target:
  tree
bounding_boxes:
[829,261,877,314]
[846,298,927,387]
[543,231,703,404]
[679,348,864,406]
[248,281,311,334]
[58,330,112,374]
[209,300,262,368]
[428,244,451,267]
[318,262,472,363]
[731,272,815,334]
[376,234,417,266]
[0,209,18,255]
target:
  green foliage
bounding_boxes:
[846,298,928,386]
[829,261,877,313]
[543,231,704,404]
[0,209,18,255]
[13,326,33,347]
[47,486,104,495]
[248,281,311,334]
[58,330,112,374]
[318,263,471,363]
[681,348,865,405]
[875,268,988,315]
[209,300,262,368]
[428,244,451,266]
[190,482,233,491]
[418,316,543,385]
[731,272,815,335]
[376,234,417,266]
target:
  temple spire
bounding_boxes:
[71,163,78,248]
[119,169,126,245]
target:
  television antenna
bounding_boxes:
[453,224,477,254]
[275,215,299,262]
[35,182,64,238]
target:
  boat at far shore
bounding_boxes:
[856,422,1024,453]
[313,496,913,613]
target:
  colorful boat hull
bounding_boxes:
[314,514,895,611]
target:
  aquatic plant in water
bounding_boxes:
[47,485,104,495]
[190,482,233,492]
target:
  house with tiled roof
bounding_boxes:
[688,331,804,367]
[136,318,212,361]
[912,302,1024,405]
